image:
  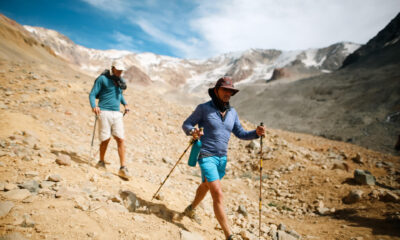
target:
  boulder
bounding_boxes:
[55,154,72,166]
[120,191,140,212]
[351,153,363,164]
[343,189,363,204]
[18,180,40,193]
[277,230,298,240]
[354,169,375,185]
[238,205,248,217]
[180,230,203,240]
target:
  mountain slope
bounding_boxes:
[233,13,400,155]
[0,15,57,62]
[342,12,400,68]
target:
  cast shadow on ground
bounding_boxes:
[342,178,398,191]
[120,190,189,231]
[51,149,89,164]
[325,207,400,238]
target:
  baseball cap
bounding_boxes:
[111,60,126,71]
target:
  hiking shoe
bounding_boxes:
[95,160,106,169]
[118,166,131,179]
[227,234,239,240]
[183,204,201,224]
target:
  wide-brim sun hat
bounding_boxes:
[209,76,239,96]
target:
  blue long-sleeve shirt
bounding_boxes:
[89,75,127,111]
[182,100,259,157]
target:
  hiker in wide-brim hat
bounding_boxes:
[182,76,265,240]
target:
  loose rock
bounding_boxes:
[343,189,363,204]
[354,169,375,185]
[0,201,14,217]
[2,189,31,201]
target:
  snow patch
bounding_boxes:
[343,43,361,55]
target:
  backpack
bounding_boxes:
[95,69,127,99]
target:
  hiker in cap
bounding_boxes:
[89,60,131,179]
[182,76,265,240]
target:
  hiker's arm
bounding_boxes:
[232,110,258,140]
[182,105,202,136]
[121,93,127,106]
[89,76,102,109]
[123,104,129,115]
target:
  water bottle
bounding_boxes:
[188,139,202,167]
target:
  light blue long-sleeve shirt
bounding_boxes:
[182,100,259,157]
[89,75,127,111]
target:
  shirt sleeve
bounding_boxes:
[182,104,203,136]
[232,110,259,140]
[89,76,103,108]
[120,93,127,106]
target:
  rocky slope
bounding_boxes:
[0,13,400,240]
[0,56,399,240]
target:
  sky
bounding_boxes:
[0,0,399,59]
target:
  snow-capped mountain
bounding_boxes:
[24,25,360,92]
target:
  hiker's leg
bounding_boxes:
[99,138,111,162]
[207,179,231,238]
[114,136,125,167]
[191,182,209,208]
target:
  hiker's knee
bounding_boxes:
[209,184,223,203]
[114,136,124,144]
[197,182,209,194]
[101,138,111,145]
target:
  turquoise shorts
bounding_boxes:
[198,156,227,182]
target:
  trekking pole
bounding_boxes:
[151,139,194,201]
[151,128,203,201]
[90,115,98,160]
[259,122,264,239]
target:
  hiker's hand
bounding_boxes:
[256,125,265,137]
[92,107,100,116]
[191,128,203,140]
[124,108,130,115]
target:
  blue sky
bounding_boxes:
[0,0,399,59]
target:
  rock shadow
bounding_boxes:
[119,190,189,231]
[341,177,358,185]
[332,207,400,238]
[342,177,398,191]
[51,149,90,164]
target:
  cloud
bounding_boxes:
[132,17,207,59]
[191,0,400,55]
[109,31,140,51]
[81,0,136,14]
[81,0,400,59]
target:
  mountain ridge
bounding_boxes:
[23,23,360,92]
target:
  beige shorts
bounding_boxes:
[98,111,124,141]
